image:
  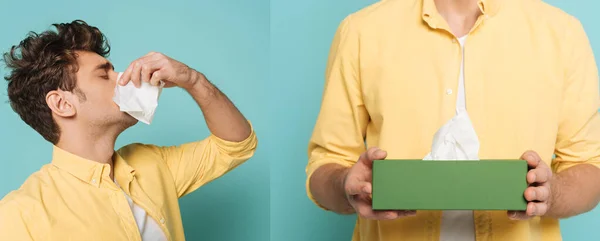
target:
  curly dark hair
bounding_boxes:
[3,20,111,144]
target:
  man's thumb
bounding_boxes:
[359,147,387,165]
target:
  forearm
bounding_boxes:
[547,164,600,218]
[309,163,354,214]
[185,71,251,142]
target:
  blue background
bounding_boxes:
[0,0,269,241]
[270,0,600,241]
[0,0,599,241]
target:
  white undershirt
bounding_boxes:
[114,178,168,241]
[439,35,476,241]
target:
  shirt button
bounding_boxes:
[446,89,453,95]
[160,218,165,224]
[91,179,97,184]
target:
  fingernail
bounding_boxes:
[529,206,536,216]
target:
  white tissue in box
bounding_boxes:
[112,72,164,124]
[423,111,480,161]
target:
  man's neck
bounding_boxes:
[55,125,122,180]
[434,0,482,37]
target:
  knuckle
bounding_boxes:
[543,187,551,198]
[344,186,352,195]
[367,148,377,157]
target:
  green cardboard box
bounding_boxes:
[372,160,528,211]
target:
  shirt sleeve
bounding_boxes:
[305,15,369,209]
[552,18,600,173]
[155,122,258,197]
[0,199,35,241]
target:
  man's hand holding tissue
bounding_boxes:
[119,51,200,90]
[118,51,251,142]
[343,147,417,220]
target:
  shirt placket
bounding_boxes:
[423,8,493,241]
[464,13,494,241]
[101,170,142,241]
[128,178,172,241]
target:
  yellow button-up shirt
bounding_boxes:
[306,0,600,240]
[0,128,257,241]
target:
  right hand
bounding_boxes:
[343,147,417,220]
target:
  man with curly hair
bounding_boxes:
[0,20,257,241]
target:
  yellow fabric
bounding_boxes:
[0,125,257,241]
[306,0,600,240]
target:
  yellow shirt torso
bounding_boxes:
[0,129,257,241]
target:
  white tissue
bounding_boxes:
[112,72,164,124]
[423,111,480,161]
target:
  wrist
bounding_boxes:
[545,175,562,217]
[336,167,354,213]
[185,69,207,92]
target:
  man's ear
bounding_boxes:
[46,90,76,118]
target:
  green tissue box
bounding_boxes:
[372,160,528,211]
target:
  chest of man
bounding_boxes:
[33,171,180,241]
[356,22,563,162]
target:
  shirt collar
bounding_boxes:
[422,0,502,24]
[51,146,135,188]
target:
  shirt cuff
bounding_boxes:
[305,157,354,211]
[551,158,600,173]
[209,120,257,157]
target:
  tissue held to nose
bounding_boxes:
[112,72,164,125]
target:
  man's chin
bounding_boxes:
[124,115,138,126]
[117,113,138,129]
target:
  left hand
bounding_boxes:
[119,52,203,90]
[508,150,554,220]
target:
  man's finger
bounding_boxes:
[120,54,160,86]
[150,70,164,86]
[355,204,398,220]
[524,186,550,202]
[520,150,542,169]
[527,168,550,184]
[144,51,157,57]
[130,60,145,88]
[529,203,548,216]
[372,210,401,220]
[363,147,387,164]
[358,147,380,165]
[140,60,163,85]
[119,64,133,86]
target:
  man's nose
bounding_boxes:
[110,71,120,83]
